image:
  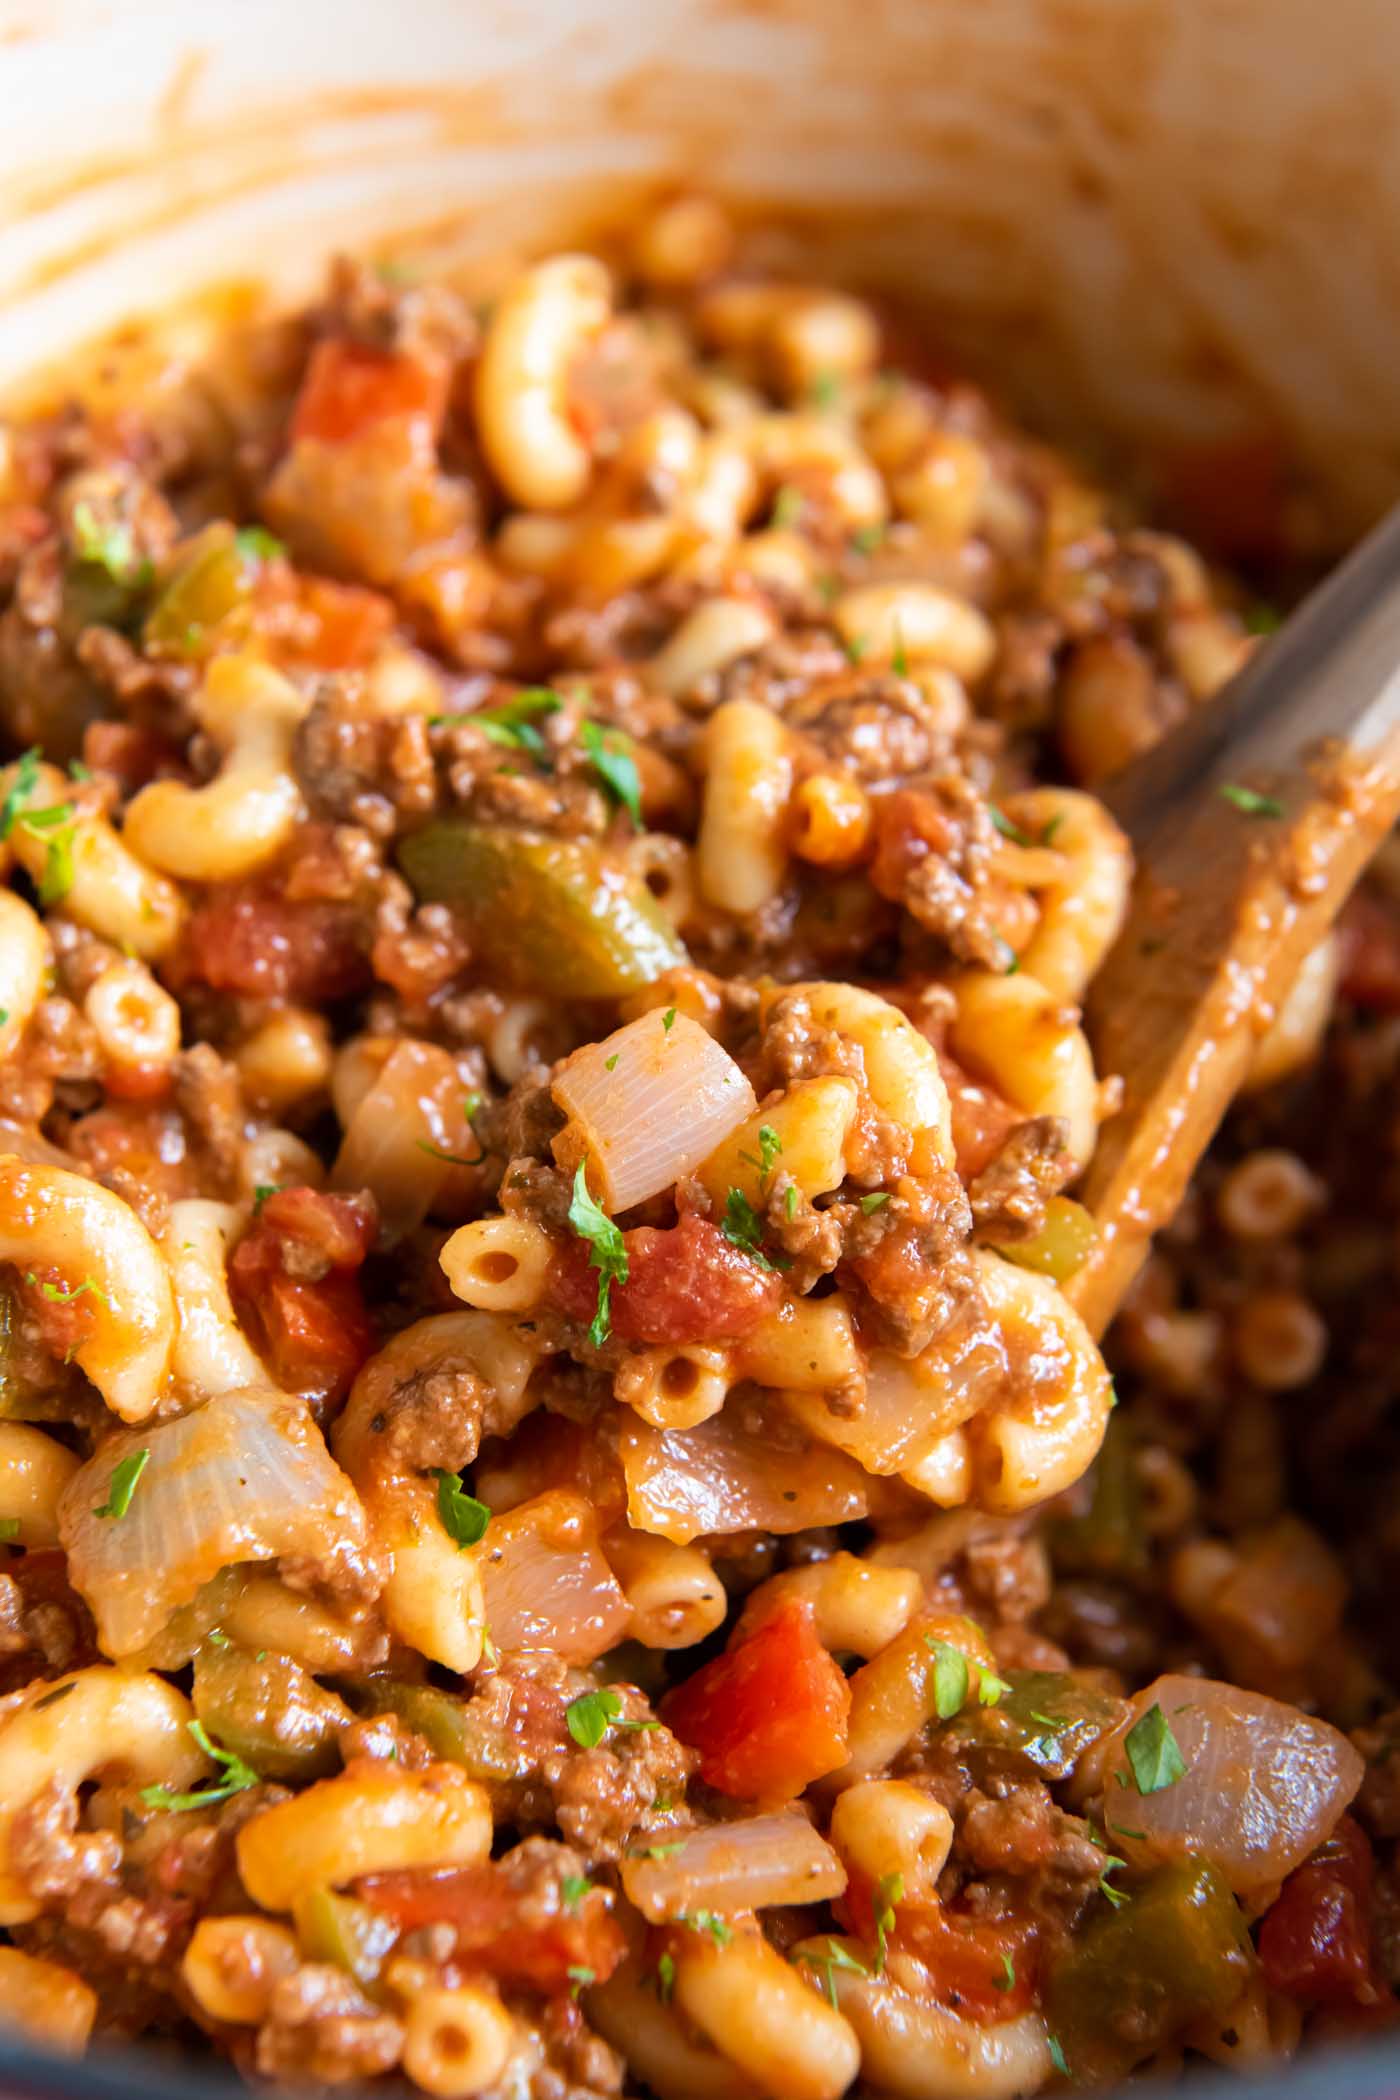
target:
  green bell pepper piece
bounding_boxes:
[192,1641,349,1782]
[1049,1413,1149,1578]
[1045,1860,1254,2084]
[397,821,687,998]
[941,1669,1124,1781]
[294,1886,398,1989]
[355,1677,471,1764]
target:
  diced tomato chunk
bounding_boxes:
[359,1863,624,1994]
[1338,891,1400,1014]
[661,1599,850,1801]
[292,576,395,670]
[179,884,368,1002]
[937,1049,1023,1180]
[291,339,449,448]
[552,1214,781,1346]
[230,1189,376,1405]
[888,1900,1036,2023]
[1259,1816,1384,2009]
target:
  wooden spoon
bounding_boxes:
[1065,505,1400,1338]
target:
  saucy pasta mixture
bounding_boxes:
[0,193,1389,2095]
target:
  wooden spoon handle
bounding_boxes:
[1065,505,1400,1338]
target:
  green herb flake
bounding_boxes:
[568,1160,629,1347]
[739,1124,783,1185]
[925,1637,970,1720]
[140,1719,260,1814]
[850,522,885,556]
[1047,2035,1069,2078]
[843,632,869,665]
[655,1950,676,2003]
[94,1448,150,1521]
[990,806,1035,849]
[604,1054,620,1072]
[795,1938,868,2010]
[890,623,909,678]
[994,1951,1016,1991]
[0,750,41,843]
[71,500,154,589]
[785,1184,799,1220]
[19,802,78,904]
[234,525,285,564]
[681,1910,733,1948]
[560,1874,593,1913]
[721,1188,781,1271]
[566,1686,623,1749]
[1097,1853,1130,1908]
[31,1274,110,1312]
[252,1184,281,1214]
[68,760,91,783]
[471,687,563,759]
[1041,813,1065,846]
[567,1965,595,1999]
[873,1871,903,1973]
[635,1840,685,1860]
[433,1469,490,1549]
[1124,1702,1188,1794]
[416,1137,486,1168]
[810,370,842,411]
[1219,783,1284,819]
[977,1668,1014,1708]
[33,1679,76,1711]
[581,719,643,829]
[206,1628,231,1649]
[859,1191,891,1214]
[661,1007,677,1033]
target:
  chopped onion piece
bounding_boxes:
[332,1038,476,1240]
[477,1488,631,1664]
[783,1306,1008,1476]
[1085,1673,1363,1899]
[623,1814,846,1922]
[552,1008,755,1213]
[620,1404,873,1545]
[59,1389,373,1658]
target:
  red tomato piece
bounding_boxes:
[1259,1816,1383,2009]
[230,1189,376,1405]
[1338,891,1400,1014]
[551,1215,781,1346]
[293,575,395,670]
[936,1049,1023,1181]
[180,885,368,1002]
[893,1903,1038,2023]
[290,339,449,448]
[359,1864,625,1994]
[661,1599,850,1801]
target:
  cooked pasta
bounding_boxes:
[0,193,1389,2100]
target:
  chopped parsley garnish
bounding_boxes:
[994,1951,1016,1991]
[890,623,909,678]
[784,1184,799,1219]
[925,1637,970,1720]
[1097,1853,1130,1908]
[661,1007,677,1033]
[560,1873,592,1913]
[978,1668,1013,1707]
[680,1910,733,1948]
[843,632,869,665]
[850,522,885,556]
[990,806,1035,848]
[567,1160,629,1347]
[234,525,285,563]
[33,1680,76,1711]
[206,1628,231,1649]
[810,370,842,410]
[0,750,41,842]
[720,1188,782,1271]
[26,1272,110,1312]
[634,1840,685,1860]
[795,1938,867,2010]
[581,719,643,829]
[873,1871,903,1972]
[433,1469,490,1549]
[566,1687,622,1748]
[1124,1703,1188,1794]
[140,1720,259,1813]
[71,500,153,588]
[252,1183,282,1214]
[566,1965,594,1999]
[1041,813,1065,846]
[859,1192,891,1214]
[655,1951,676,2003]
[471,688,562,759]
[1047,2035,1069,2078]
[739,1124,783,1185]
[16,800,78,904]
[1219,782,1283,819]
[416,1136,486,1168]
[604,1054,619,1072]
[94,1448,149,1521]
